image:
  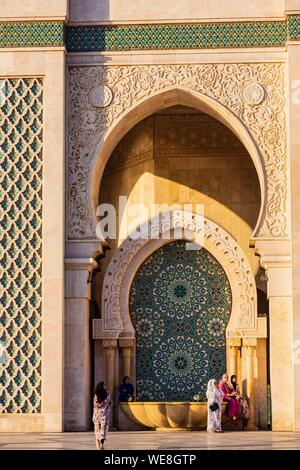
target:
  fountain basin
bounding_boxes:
[119,401,228,431]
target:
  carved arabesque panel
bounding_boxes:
[68,64,286,240]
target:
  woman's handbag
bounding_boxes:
[209,402,219,412]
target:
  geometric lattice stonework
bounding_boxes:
[129,240,232,402]
[0,78,43,413]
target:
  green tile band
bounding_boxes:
[0,21,64,48]
[288,14,300,41]
[0,15,299,53]
[66,15,300,52]
[66,21,288,51]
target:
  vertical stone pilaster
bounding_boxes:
[227,338,242,381]
[288,42,300,431]
[103,339,118,396]
[255,241,294,430]
[103,339,118,429]
[119,339,134,380]
[64,258,96,431]
[242,337,258,430]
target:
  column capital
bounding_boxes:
[242,337,257,347]
[227,338,242,347]
[253,240,293,298]
[119,338,134,349]
[65,257,98,271]
[253,240,291,270]
[103,339,118,349]
[253,239,291,255]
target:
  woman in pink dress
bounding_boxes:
[219,373,240,424]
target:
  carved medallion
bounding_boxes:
[242,82,265,105]
[89,84,113,108]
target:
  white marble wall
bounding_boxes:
[0,0,68,19]
[0,49,65,432]
[69,0,285,23]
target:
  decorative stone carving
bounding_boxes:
[101,211,257,338]
[68,64,287,240]
[89,84,113,108]
[242,82,265,105]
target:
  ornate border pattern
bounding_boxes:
[0,21,64,48]
[0,16,299,50]
[66,21,287,51]
[68,63,287,240]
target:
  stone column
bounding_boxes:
[242,337,257,430]
[119,339,134,379]
[255,240,294,430]
[237,345,243,389]
[227,338,241,380]
[268,294,294,430]
[103,339,118,396]
[256,337,268,428]
[103,339,118,429]
[64,258,97,431]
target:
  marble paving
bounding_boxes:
[0,431,300,450]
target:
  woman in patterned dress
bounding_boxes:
[230,374,251,421]
[92,381,112,450]
[206,379,223,433]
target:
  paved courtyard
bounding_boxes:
[0,431,300,450]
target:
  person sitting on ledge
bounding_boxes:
[230,374,251,421]
[219,373,240,425]
[118,376,134,402]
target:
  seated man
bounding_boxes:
[118,376,134,402]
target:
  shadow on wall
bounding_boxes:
[64,0,112,433]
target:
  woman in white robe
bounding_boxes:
[206,379,223,433]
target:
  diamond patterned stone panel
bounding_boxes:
[0,78,43,413]
[129,240,232,401]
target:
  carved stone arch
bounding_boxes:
[101,211,257,339]
[91,86,265,236]
[68,63,287,241]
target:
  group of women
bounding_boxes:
[206,373,250,433]
[92,373,250,449]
